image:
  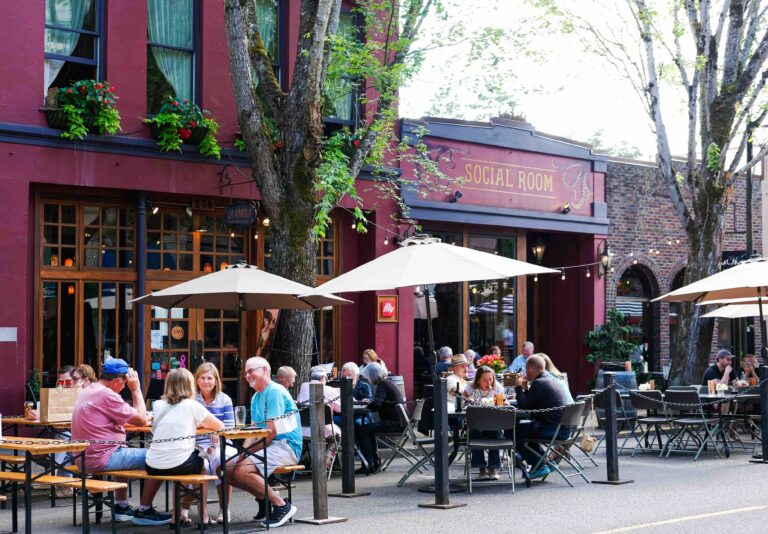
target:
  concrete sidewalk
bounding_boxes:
[2,445,768,533]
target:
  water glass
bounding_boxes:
[234,406,247,427]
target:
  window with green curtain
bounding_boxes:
[147,0,195,114]
[323,12,357,125]
[44,0,99,99]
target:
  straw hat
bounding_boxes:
[449,354,469,367]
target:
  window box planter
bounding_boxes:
[143,97,221,158]
[147,122,210,145]
[43,80,121,140]
[42,107,95,131]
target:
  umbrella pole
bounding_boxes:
[757,287,768,362]
[424,289,437,374]
[236,295,244,404]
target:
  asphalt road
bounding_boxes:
[3,444,768,533]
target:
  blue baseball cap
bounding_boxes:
[102,358,129,375]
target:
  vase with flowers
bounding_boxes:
[144,96,221,158]
[476,354,507,374]
[45,80,121,140]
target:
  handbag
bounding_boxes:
[579,397,597,453]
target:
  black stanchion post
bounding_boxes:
[330,377,370,498]
[419,376,466,509]
[750,366,768,463]
[295,383,347,525]
[593,372,633,485]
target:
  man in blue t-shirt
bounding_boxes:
[227,357,300,528]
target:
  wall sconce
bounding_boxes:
[531,239,546,264]
[561,202,571,215]
[598,240,612,278]
[151,203,159,215]
[449,191,463,203]
[262,217,270,227]
[185,205,193,217]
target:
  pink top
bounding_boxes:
[71,382,137,472]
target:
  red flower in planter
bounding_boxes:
[189,121,197,128]
[173,101,179,107]
[353,139,360,147]
[178,128,192,140]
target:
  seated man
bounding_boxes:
[446,354,469,413]
[275,366,297,390]
[228,357,301,528]
[296,365,342,439]
[701,349,738,386]
[70,359,171,526]
[508,341,534,377]
[514,354,568,480]
[434,346,454,374]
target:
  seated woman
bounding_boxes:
[72,364,97,388]
[333,362,373,426]
[194,363,235,525]
[360,349,388,375]
[356,362,404,475]
[296,365,342,439]
[741,354,760,382]
[539,353,574,404]
[146,368,225,527]
[463,365,506,480]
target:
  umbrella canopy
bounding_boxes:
[653,257,768,303]
[701,304,764,319]
[301,236,558,296]
[131,263,351,310]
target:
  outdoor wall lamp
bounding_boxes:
[561,202,571,214]
[185,205,193,217]
[449,190,463,203]
[598,240,613,278]
[531,239,546,264]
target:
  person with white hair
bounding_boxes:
[296,365,342,426]
[356,363,405,475]
[434,346,454,374]
[275,366,297,391]
[340,362,372,403]
[508,341,534,377]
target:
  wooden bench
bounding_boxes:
[98,470,217,534]
[60,479,128,534]
[271,464,304,513]
[0,454,25,466]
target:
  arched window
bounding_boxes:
[615,266,658,366]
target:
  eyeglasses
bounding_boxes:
[245,367,264,376]
[56,378,72,388]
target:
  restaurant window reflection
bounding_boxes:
[42,281,76,387]
[468,235,516,361]
[82,281,134,369]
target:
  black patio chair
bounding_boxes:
[379,399,427,472]
[594,389,639,454]
[662,389,726,460]
[464,406,518,493]
[628,390,670,456]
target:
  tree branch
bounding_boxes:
[244,0,285,117]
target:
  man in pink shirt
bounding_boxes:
[71,359,170,526]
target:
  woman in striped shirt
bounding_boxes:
[194,363,235,524]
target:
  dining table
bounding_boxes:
[0,435,89,534]
[218,427,271,533]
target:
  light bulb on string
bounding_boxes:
[610,266,615,273]
[586,268,591,278]
[253,231,259,240]
[533,274,538,283]
[655,249,660,255]
[649,247,654,254]
[667,239,672,246]
[633,258,638,265]
[561,270,566,281]
[351,222,356,229]
[675,238,680,244]
[629,251,634,257]
[230,231,236,238]
[384,235,389,245]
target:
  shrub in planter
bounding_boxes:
[46,80,121,140]
[144,97,221,159]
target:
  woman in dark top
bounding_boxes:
[355,362,404,475]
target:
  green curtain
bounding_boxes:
[44,0,91,96]
[148,0,193,101]
[324,13,355,121]
[255,0,278,62]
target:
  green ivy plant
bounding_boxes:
[584,308,637,363]
[144,96,221,159]
[27,368,41,401]
[56,80,121,140]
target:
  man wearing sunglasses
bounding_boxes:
[71,358,171,526]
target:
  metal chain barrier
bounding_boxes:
[612,379,768,409]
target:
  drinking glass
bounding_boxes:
[234,405,247,427]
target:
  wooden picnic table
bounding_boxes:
[0,436,90,534]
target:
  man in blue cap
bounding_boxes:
[71,358,171,526]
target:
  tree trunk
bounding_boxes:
[668,196,727,385]
[266,210,318,385]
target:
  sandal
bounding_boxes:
[178,507,193,528]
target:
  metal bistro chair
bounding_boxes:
[464,406,517,494]
[396,403,444,487]
[299,404,339,479]
[594,389,639,454]
[628,390,670,456]
[379,399,427,472]
[662,389,727,460]
[524,401,590,487]
[569,397,599,468]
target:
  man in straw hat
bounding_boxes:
[446,353,469,413]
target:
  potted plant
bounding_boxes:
[27,368,41,403]
[144,96,221,158]
[44,80,121,140]
[584,308,637,365]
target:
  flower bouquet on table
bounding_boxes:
[715,382,729,396]
[476,354,507,374]
[144,96,221,158]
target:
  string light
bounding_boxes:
[633,258,638,264]
[534,274,538,282]
[655,249,660,255]
[352,222,356,229]
[253,232,259,240]
[561,270,566,281]
[667,239,672,246]
[384,235,389,245]
[586,268,591,278]
[675,238,680,244]
[230,231,235,238]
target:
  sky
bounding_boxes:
[399,1,692,160]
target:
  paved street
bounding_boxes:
[3,444,768,534]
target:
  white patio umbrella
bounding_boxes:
[131,263,351,400]
[701,304,763,319]
[301,235,557,367]
[653,256,768,356]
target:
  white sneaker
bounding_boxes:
[216,509,232,524]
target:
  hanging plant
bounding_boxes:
[144,96,221,159]
[45,80,121,140]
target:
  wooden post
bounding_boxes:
[295,383,347,525]
[329,377,370,498]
